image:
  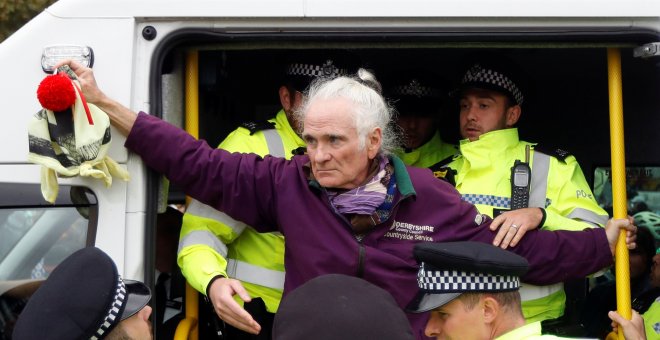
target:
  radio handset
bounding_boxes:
[510,145,531,210]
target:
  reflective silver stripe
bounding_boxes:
[519,282,563,301]
[187,199,248,235]
[178,230,228,258]
[529,151,550,208]
[226,259,285,290]
[262,129,285,158]
[568,208,609,227]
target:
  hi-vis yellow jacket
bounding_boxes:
[396,130,458,168]
[446,128,609,323]
[178,110,304,313]
[644,299,660,340]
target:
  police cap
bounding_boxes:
[273,274,414,340]
[385,69,448,117]
[13,247,151,340]
[456,55,526,106]
[406,241,529,313]
[283,50,360,92]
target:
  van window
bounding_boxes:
[0,183,98,281]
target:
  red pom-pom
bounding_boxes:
[37,73,76,111]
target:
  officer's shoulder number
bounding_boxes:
[240,120,276,135]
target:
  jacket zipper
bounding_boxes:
[321,187,414,279]
[357,241,366,277]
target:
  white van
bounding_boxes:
[1,0,660,338]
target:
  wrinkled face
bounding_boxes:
[459,89,516,141]
[121,305,153,340]
[302,97,381,189]
[397,115,436,149]
[425,298,486,340]
[651,253,660,287]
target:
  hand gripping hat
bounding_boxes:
[273,274,414,340]
[28,65,129,203]
[407,241,529,313]
[385,70,448,116]
[457,55,526,106]
[13,247,151,340]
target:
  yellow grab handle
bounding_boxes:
[607,48,630,340]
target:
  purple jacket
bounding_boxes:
[126,113,612,339]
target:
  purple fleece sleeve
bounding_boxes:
[463,205,612,285]
[431,179,613,285]
[124,112,281,231]
[502,227,611,285]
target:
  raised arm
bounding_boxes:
[57,60,137,135]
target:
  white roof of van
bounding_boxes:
[48,0,660,19]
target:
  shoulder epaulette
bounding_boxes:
[533,144,572,163]
[291,146,307,156]
[429,154,458,172]
[240,120,276,135]
[428,154,459,186]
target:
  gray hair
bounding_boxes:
[295,68,400,156]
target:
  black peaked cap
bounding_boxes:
[283,49,361,91]
[407,241,529,313]
[456,54,527,106]
[13,247,151,340]
[384,69,448,116]
[273,274,414,340]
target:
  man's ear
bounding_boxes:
[505,105,521,127]
[482,296,500,324]
[279,86,294,112]
[367,127,382,159]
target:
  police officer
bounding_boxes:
[443,55,610,325]
[178,51,358,338]
[407,241,573,339]
[13,247,152,340]
[386,70,458,169]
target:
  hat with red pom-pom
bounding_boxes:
[27,65,129,203]
[37,72,77,112]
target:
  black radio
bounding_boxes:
[510,145,531,210]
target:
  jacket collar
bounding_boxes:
[458,128,520,168]
[305,154,416,198]
[274,109,305,147]
[398,130,442,166]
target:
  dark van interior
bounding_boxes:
[147,30,660,339]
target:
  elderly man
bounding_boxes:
[180,53,356,339]
[62,60,635,339]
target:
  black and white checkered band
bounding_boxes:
[417,263,520,293]
[90,276,126,340]
[391,79,442,98]
[462,64,524,105]
[286,59,349,79]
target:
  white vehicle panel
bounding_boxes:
[0,11,134,164]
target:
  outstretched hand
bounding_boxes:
[208,277,262,334]
[52,59,136,135]
[490,208,543,249]
[608,310,646,340]
[54,60,107,105]
[605,216,637,255]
